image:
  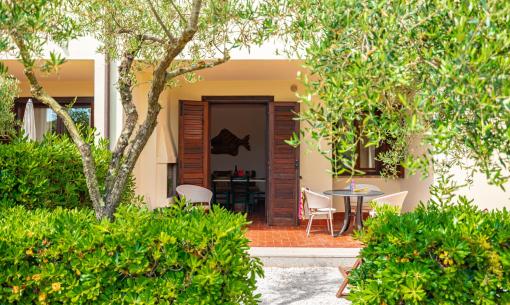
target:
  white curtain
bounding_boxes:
[22,99,37,141]
[33,108,53,140]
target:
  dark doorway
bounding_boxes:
[209,101,268,222]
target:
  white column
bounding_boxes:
[93,55,107,138]
[108,60,123,149]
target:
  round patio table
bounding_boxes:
[323,189,384,236]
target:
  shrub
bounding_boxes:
[0,203,262,304]
[0,133,134,209]
[349,197,510,304]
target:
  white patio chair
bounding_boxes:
[370,191,408,216]
[176,184,213,210]
[337,190,408,298]
[302,188,336,237]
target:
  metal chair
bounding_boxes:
[176,184,213,210]
[303,188,336,237]
[337,191,408,298]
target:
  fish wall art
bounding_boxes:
[211,129,250,156]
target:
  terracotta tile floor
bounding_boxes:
[247,211,363,248]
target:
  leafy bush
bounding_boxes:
[0,133,134,209]
[0,71,18,137]
[0,203,262,304]
[350,198,510,304]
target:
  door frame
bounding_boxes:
[185,96,300,226]
[203,96,273,222]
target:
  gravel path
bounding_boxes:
[256,267,351,305]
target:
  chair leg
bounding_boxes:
[306,214,314,237]
[329,211,334,236]
[337,258,362,298]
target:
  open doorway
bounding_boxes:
[178,97,300,226]
[209,101,268,223]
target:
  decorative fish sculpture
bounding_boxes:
[211,129,250,156]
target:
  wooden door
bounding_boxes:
[178,100,209,187]
[267,102,300,226]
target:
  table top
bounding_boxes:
[212,178,266,183]
[323,189,384,197]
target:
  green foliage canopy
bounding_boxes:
[265,0,510,185]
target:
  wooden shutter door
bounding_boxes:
[178,100,209,187]
[267,102,300,226]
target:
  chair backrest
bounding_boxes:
[176,185,213,205]
[303,189,332,210]
[371,191,408,212]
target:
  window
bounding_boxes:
[335,125,405,178]
[354,139,404,177]
[14,97,93,140]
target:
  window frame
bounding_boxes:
[14,97,94,134]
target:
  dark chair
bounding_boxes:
[211,171,232,210]
[249,187,265,212]
[231,176,251,213]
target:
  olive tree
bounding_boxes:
[263,0,510,186]
[1,0,266,220]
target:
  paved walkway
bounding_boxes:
[257,267,351,305]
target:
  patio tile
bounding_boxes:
[247,214,362,248]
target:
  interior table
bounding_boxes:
[323,189,384,236]
[212,178,266,183]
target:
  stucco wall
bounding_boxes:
[448,166,510,210]
[18,80,94,97]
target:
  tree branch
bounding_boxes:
[146,0,176,43]
[117,29,166,44]
[165,55,230,80]
[186,0,202,34]
[169,0,186,23]
[105,47,140,192]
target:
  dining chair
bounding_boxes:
[211,171,232,210]
[231,176,251,213]
[337,191,408,298]
[302,188,336,237]
[176,184,213,210]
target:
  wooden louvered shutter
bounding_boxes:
[178,100,209,187]
[267,102,300,226]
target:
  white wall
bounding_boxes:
[447,166,510,210]
[210,104,267,184]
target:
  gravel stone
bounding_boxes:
[256,267,351,305]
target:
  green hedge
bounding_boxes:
[0,203,262,304]
[349,198,510,304]
[0,134,133,209]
